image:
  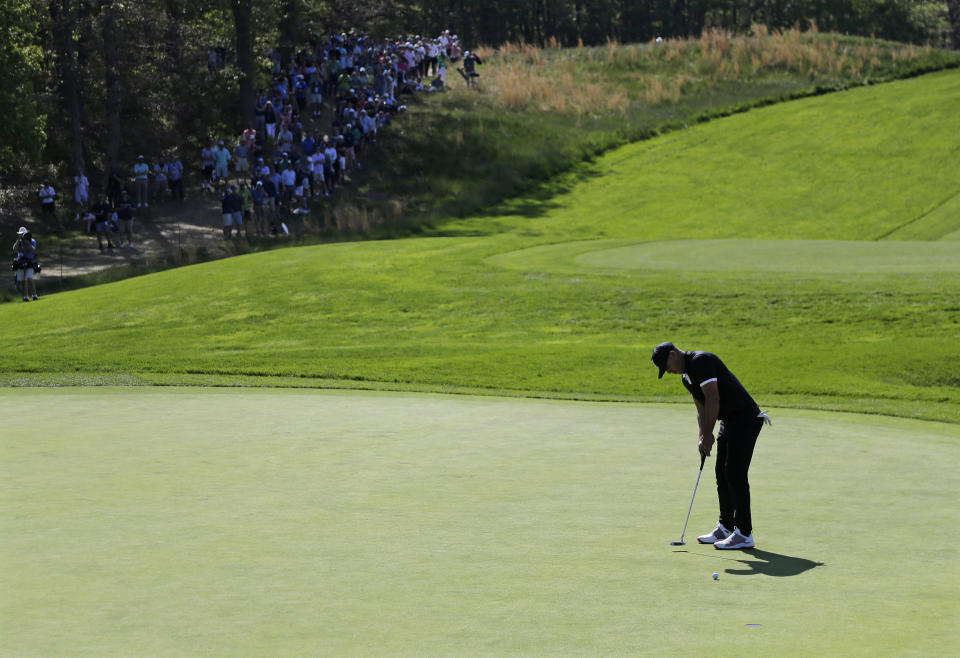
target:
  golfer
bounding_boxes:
[652,342,770,550]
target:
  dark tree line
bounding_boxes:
[397,0,957,49]
[1,0,957,184]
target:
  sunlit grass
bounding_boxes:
[2,70,959,421]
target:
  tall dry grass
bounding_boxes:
[492,62,629,115]
[476,27,936,113]
[480,44,628,115]
[694,24,924,83]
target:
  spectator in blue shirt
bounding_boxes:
[166,156,185,200]
[301,133,317,157]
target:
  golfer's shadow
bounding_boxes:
[725,549,824,577]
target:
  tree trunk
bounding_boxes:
[50,0,85,175]
[574,0,584,43]
[278,0,301,60]
[947,0,960,50]
[231,0,255,131]
[101,0,122,174]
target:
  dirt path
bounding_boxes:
[12,104,340,284]
[46,193,235,277]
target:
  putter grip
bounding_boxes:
[700,453,706,470]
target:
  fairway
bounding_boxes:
[2,71,959,422]
[2,388,957,655]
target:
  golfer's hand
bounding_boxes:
[698,433,714,457]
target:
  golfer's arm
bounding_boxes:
[699,381,720,436]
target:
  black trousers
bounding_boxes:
[715,414,764,536]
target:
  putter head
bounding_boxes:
[669,541,685,546]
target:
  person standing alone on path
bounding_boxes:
[651,342,771,550]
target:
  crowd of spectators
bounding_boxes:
[203,28,472,238]
[47,28,477,247]
[14,27,483,304]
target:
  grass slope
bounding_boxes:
[443,67,960,242]
[2,389,958,655]
[351,32,960,231]
[0,71,958,421]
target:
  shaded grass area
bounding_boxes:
[0,227,343,304]
[2,390,958,654]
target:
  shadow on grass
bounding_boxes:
[726,549,824,577]
[674,548,823,577]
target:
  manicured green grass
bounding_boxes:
[442,67,960,243]
[1,70,957,422]
[501,239,960,274]
[1,388,957,655]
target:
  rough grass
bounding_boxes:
[479,26,946,111]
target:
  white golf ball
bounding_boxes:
[712,572,719,580]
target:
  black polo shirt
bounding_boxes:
[681,351,759,421]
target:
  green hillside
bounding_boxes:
[2,69,958,422]
[352,32,960,231]
[443,66,960,242]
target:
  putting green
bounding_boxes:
[1,388,957,655]
[492,239,960,274]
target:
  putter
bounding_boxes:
[670,453,707,546]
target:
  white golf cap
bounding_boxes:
[17,226,28,235]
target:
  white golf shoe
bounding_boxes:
[697,523,732,544]
[714,527,755,550]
